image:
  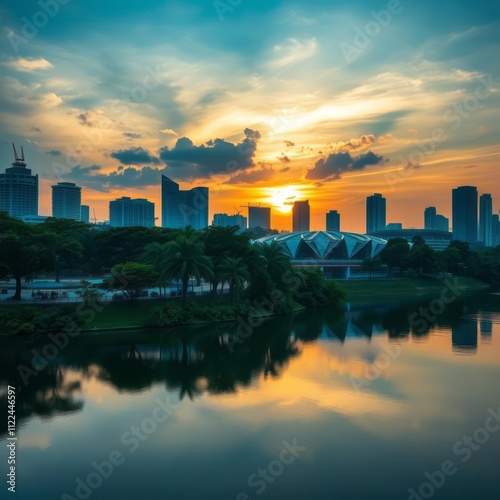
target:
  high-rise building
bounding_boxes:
[212,213,247,232]
[81,205,90,224]
[109,197,155,227]
[386,223,403,230]
[293,200,310,232]
[492,212,500,247]
[161,175,208,230]
[0,144,38,217]
[248,206,271,229]
[479,193,493,247]
[326,210,340,232]
[435,215,449,232]
[452,186,478,244]
[51,182,81,220]
[366,193,386,233]
[424,207,437,230]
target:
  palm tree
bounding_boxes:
[141,242,171,297]
[217,257,251,303]
[257,240,292,284]
[164,235,214,307]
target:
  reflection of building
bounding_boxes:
[248,206,271,229]
[212,213,247,232]
[52,182,81,220]
[479,193,493,247]
[293,200,310,232]
[452,321,478,353]
[81,205,90,223]
[366,193,386,233]
[369,229,452,250]
[109,197,155,227]
[326,210,340,231]
[161,175,208,230]
[452,186,477,244]
[254,231,387,279]
[480,320,492,338]
[0,144,38,217]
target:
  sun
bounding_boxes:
[265,186,300,213]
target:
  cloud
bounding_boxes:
[77,112,95,127]
[284,141,295,148]
[225,166,276,185]
[46,150,62,156]
[159,129,261,180]
[278,155,290,163]
[328,134,376,152]
[5,57,53,72]
[30,126,41,133]
[160,128,179,136]
[110,147,160,165]
[60,164,167,192]
[123,132,141,139]
[305,151,386,181]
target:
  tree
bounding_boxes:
[106,262,158,300]
[140,242,171,297]
[361,258,382,279]
[75,280,103,305]
[164,235,214,307]
[380,238,410,276]
[257,240,293,286]
[217,257,251,303]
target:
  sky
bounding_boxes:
[1,0,499,232]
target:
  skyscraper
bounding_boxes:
[212,213,247,232]
[424,207,437,230]
[479,193,492,247]
[492,212,500,247]
[110,197,155,227]
[52,182,81,220]
[452,186,478,244]
[366,193,386,233]
[161,175,208,230]
[293,200,310,232]
[435,215,449,232]
[0,144,38,217]
[326,210,340,232]
[80,205,90,223]
[248,206,271,229]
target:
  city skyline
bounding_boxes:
[1,1,499,232]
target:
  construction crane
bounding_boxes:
[92,209,98,224]
[233,207,243,216]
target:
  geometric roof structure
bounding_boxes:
[253,231,387,261]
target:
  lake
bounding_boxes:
[1,291,500,500]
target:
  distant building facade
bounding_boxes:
[492,212,500,247]
[0,144,38,217]
[80,205,90,223]
[326,210,340,232]
[369,229,453,251]
[52,182,81,220]
[386,223,403,230]
[424,206,449,231]
[248,206,271,229]
[109,197,155,227]
[161,175,208,230]
[479,193,492,247]
[212,213,247,231]
[452,186,478,244]
[366,193,386,233]
[293,200,310,232]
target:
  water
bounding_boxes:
[1,292,500,500]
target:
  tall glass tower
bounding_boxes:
[452,186,478,244]
[0,144,38,217]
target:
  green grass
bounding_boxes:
[340,277,489,301]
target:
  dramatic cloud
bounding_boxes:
[110,147,160,165]
[60,164,167,192]
[305,151,386,181]
[278,155,291,163]
[328,135,376,152]
[159,129,261,179]
[225,166,276,185]
[5,57,53,72]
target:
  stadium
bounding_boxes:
[254,231,388,279]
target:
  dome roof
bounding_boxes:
[253,231,387,261]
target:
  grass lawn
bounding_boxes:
[340,277,489,300]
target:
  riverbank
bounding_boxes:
[341,277,489,301]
